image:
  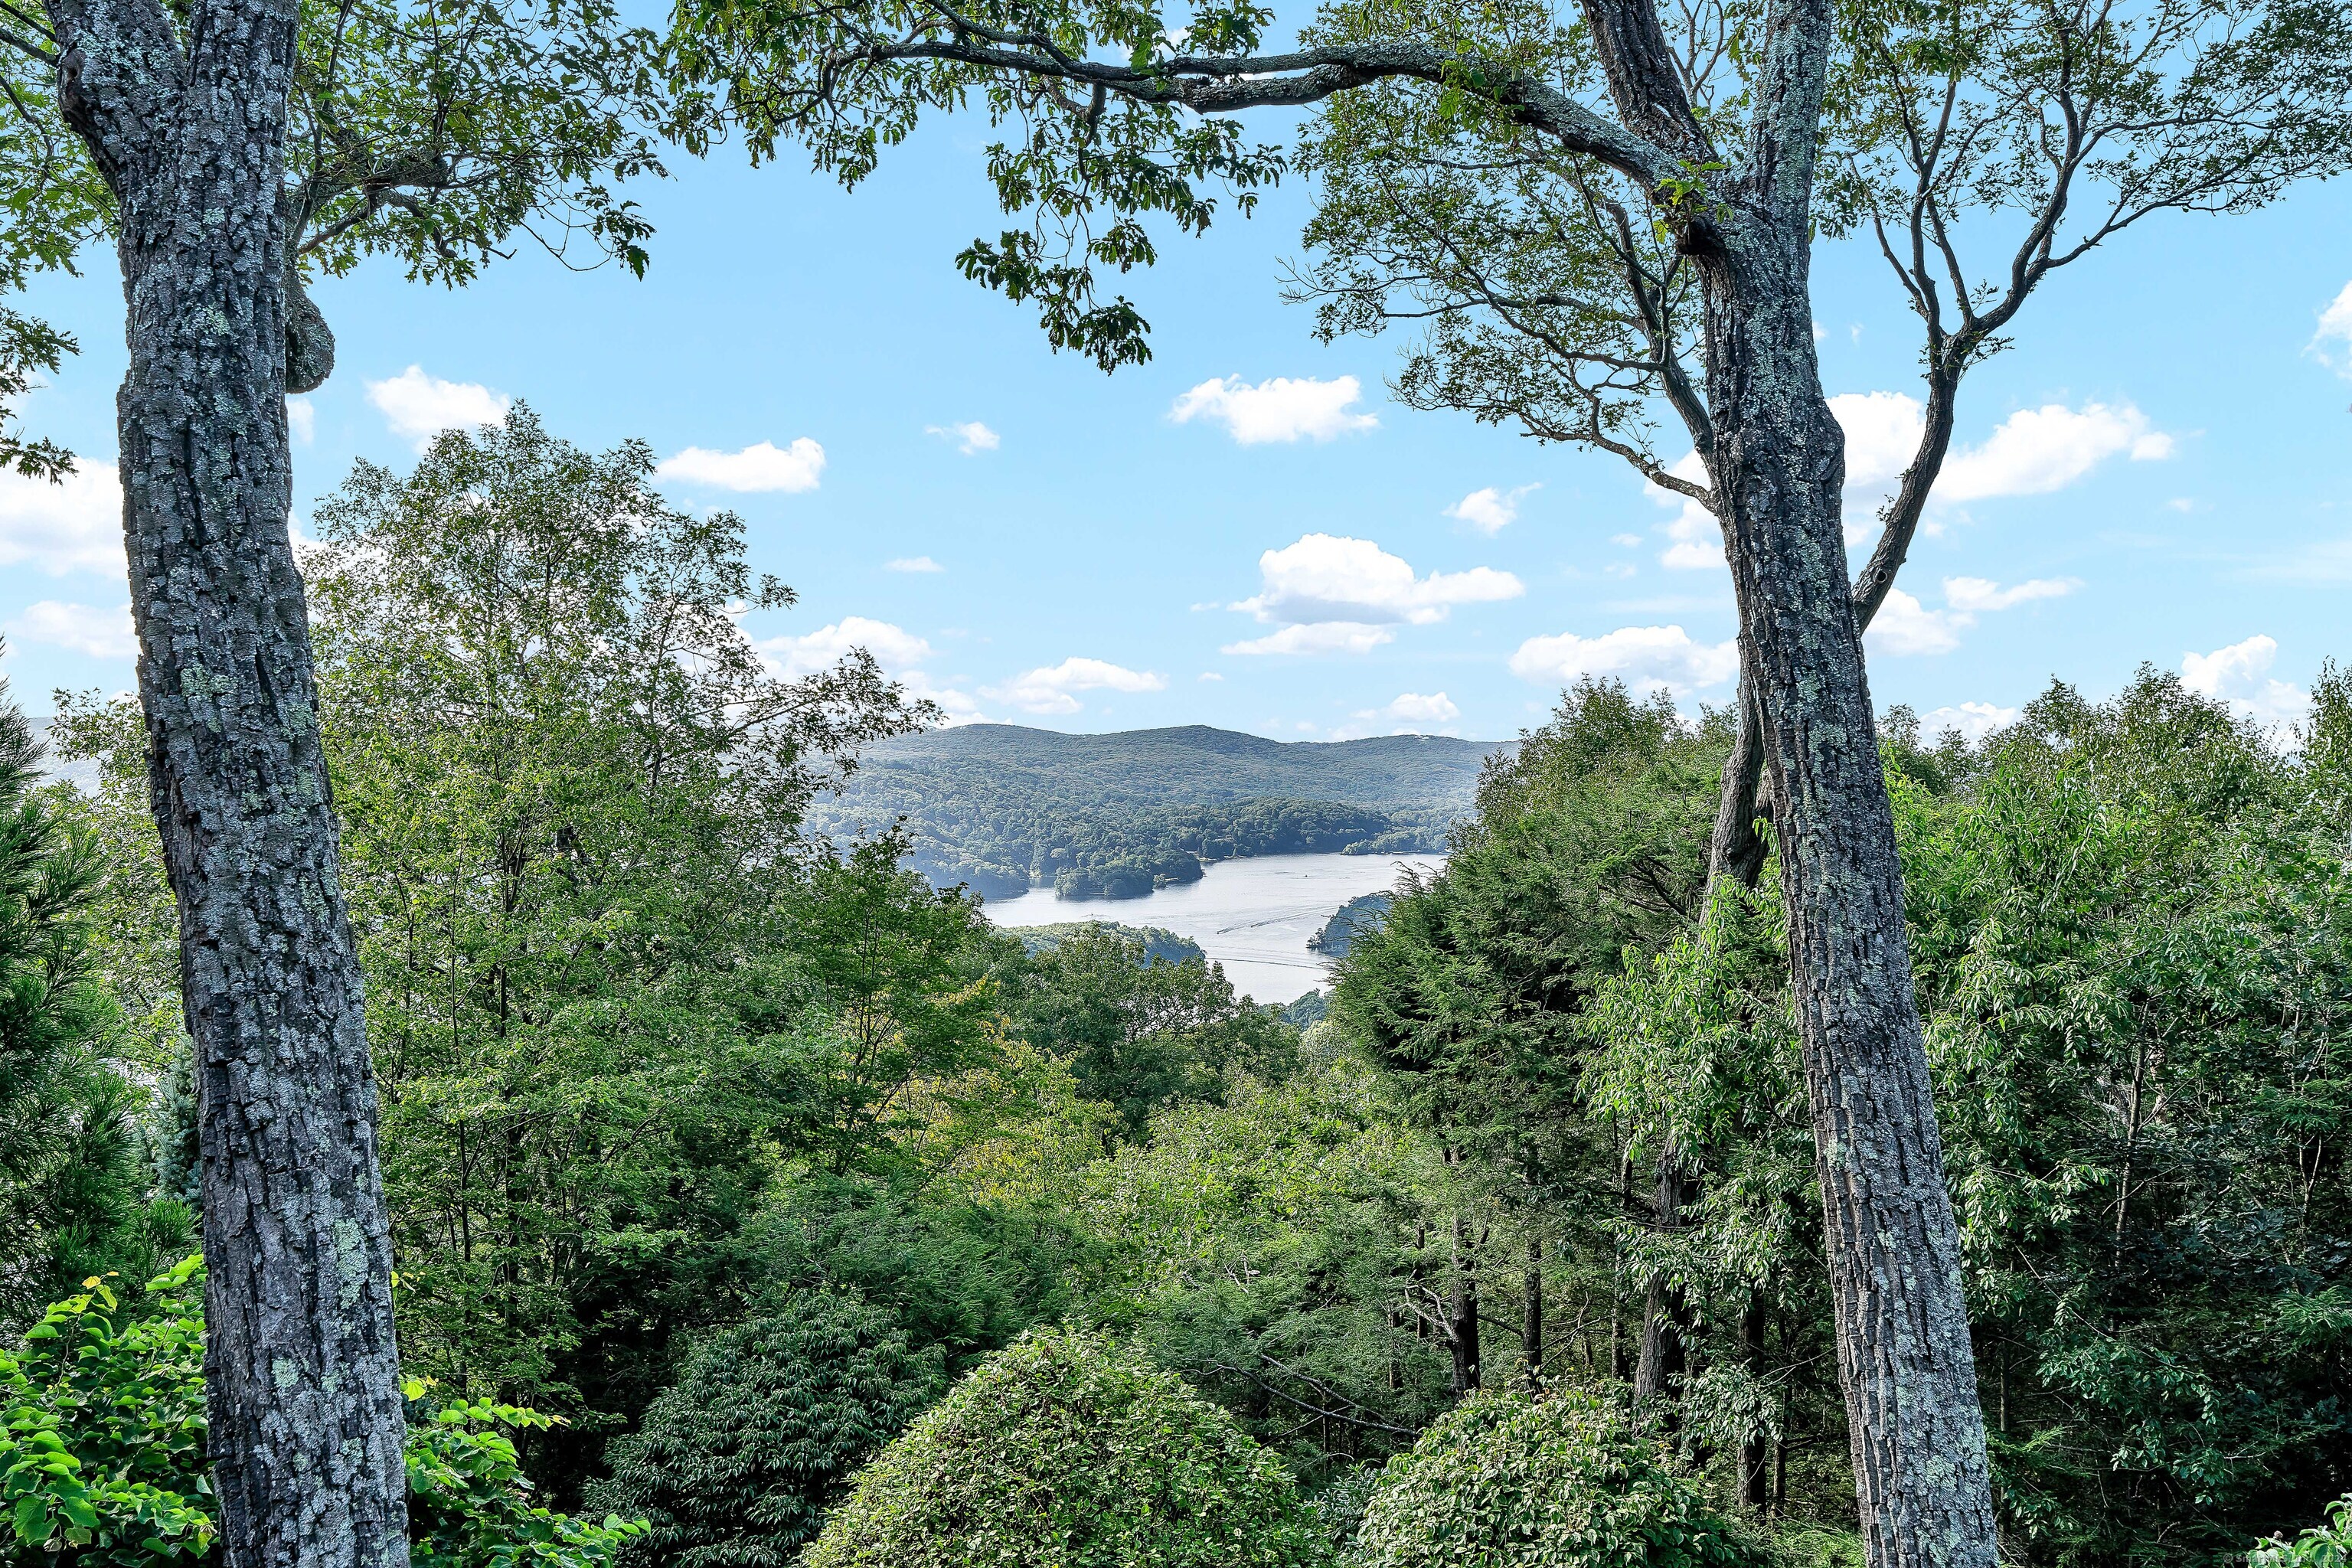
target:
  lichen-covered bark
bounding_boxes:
[1681,5,1997,1563]
[47,0,410,1560]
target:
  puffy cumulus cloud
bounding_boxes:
[886,555,944,573]
[2183,635,2308,728]
[1868,576,2078,658]
[1942,403,2171,499]
[759,616,983,724]
[0,463,124,577]
[1232,533,1523,642]
[985,657,1166,716]
[1867,589,1965,655]
[1508,624,1738,698]
[1171,375,1378,444]
[286,397,315,445]
[1918,701,2018,742]
[656,438,826,493]
[5,599,136,659]
[365,365,509,449]
[1222,621,1394,658]
[926,420,999,455]
[1446,483,1538,535]
[2311,281,2352,375]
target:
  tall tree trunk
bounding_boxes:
[1632,1149,1689,1411]
[1740,1299,1770,1511]
[1448,1210,1481,1394]
[1521,1235,1543,1376]
[1682,12,1998,1553]
[1707,365,1962,890]
[51,0,410,1560]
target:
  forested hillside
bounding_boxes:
[805,725,1501,899]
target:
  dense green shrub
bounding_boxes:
[587,1292,943,1566]
[1354,1383,1768,1568]
[802,1325,1324,1568]
[0,1257,645,1564]
[2252,1497,2352,1568]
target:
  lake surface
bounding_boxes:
[982,852,1444,1006]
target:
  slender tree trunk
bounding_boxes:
[1448,1210,1481,1393]
[1684,18,1996,1554]
[1632,1149,1689,1411]
[1740,1299,1770,1510]
[50,0,410,1560]
[1521,1235,1543,1376]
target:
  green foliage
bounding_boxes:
[810,725,1491,902]
[407,1395,649,1568]
[0,666,178,1326]
[586,1292,944,1565]
[1009,923,1298,1133]
[0,1257,645,1566]
[0,1259,211,1563]
[2252,1498,2352,1568]
[1353,1383,1768,1568]
[803,1326,1325,1567]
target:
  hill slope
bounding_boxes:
[809,724,1501,900]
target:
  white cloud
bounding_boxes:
[985,657,1167,716]
[2311,281,2352,376]
[1867,590,1965,655]
[286,397,315,445]
[365,365,510,449]
[1831,390,1928,493]
[1446,483,1538,534]
[2183,635,2308,727]
[1382,691,1460,725]
[1171,375,1378,444]
[1508,624,1738,697]
[1868,576,2077,658]
[1942,575,2080,612]
[0,463,123,577]
[886,556,944,573]
[5,599,136,659]
[760,616,984,724]
[1919,701,2017,742]
[1222,622,1395,658]
[1610,533,1642,548]
[1230,533,1523,650]
[1943,403,2172,498]
[926,420,1000,455]
[656,438,826,493]
[1197,671,1223,681]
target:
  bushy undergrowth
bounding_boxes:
[803,1325,1324,1568]
[0,1257,645,1564]
[1354,1383,1769,1568]
[587,1291,943,1566]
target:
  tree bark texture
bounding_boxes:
[1684,24,1998,1564]
[48,0,410,1560]
[1577,1,1998,1562]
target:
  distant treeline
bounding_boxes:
[815,792,1449,901]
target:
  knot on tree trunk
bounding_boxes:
[286,273,334,394]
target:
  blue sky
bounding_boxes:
[3,96,2349,745]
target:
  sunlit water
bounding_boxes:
[982,852,1444,1007]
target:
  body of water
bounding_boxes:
[982,852,1444,1006]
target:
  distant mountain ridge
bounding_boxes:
[809,724,1502,901]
